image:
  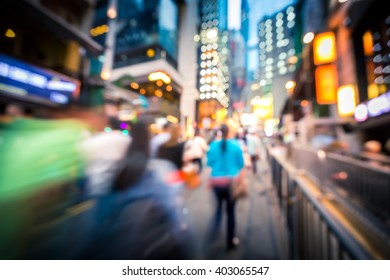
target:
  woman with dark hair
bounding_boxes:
[84,119,198,259]
[207,124,244,250]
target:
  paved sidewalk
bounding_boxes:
[184,157,289,259]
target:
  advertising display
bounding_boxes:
[0,54,80,105]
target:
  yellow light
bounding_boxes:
[313,32,336,65]
[254,108,269,118]
[154,89,163,97]
[315,64,338,104]
[216,108,228,123]
[156,80,163,87]
[90,25,109,37]
[146,48,155,58]
[378,84,387,94]
[285,80,296,91]
[148,71,171,84]
[288,56,298,64]
[5,29,16,38]
[166,85,172,92]
[140,88,146,94]
[368,83,379,99]
[100,69,111,80]
[303,32,314,44]
[150,124,157,131]
[130,82,139,89]
[107,8,117,19]
[363,31,373,56]
[258,97,273,107]
[166,115,178,123]
[337,84,357,117]
[251,83,261,91]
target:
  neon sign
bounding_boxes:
[0,54,79,105]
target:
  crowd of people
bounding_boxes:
[0,102,264,259]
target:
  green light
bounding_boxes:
[122,129,129,136]
[104,127,112,133]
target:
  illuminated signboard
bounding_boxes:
[315,64,338,104]
[313,32,336,65]
[0,54,80,105]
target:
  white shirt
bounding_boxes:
[246,134,261,156]
[150,132,171,158]
[80,131,131,195]
[183,136,208,161]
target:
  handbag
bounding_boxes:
[230,169,248,200]
[181,162,201,189]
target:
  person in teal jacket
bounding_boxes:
[207,124,244,250]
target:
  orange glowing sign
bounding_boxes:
[313,32,336,65]
[315,64,338,104]
[363,31,373,57]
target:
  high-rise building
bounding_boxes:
[240,0,250,44]
[198,0,230,108]
[257,4,300,117]
[92,0,196,120]
[229,30,246,107]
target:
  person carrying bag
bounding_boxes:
[207,124,245,250]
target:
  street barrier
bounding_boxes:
[269,146,390,259]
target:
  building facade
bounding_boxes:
[0,0,102,110]
[197,0,229,108]
[257,4,300,117]
[229,30,246,108]
[93,0,197,121]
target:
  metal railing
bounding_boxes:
[270,146,390,259]
[291,146,390,227]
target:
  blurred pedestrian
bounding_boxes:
[236,128,252,170]
[150,122,171,158]
[246,128,261,175]
[207,124,244,250]
[0,111,90,259]
[84,118,199,259]
[157,122,186,170]
[183,129,208,173]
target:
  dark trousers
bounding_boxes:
[250,155,258,174]
[193,158,203,173]
[211,186,236,248]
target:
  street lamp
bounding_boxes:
[303,32,315,44]
[107,0,118,19]
[285,80,296,93]
[100,0,118,81]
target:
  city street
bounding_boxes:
[1,0,390,262]
[184,154,289,259]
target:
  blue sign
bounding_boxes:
[0,54,80,105]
